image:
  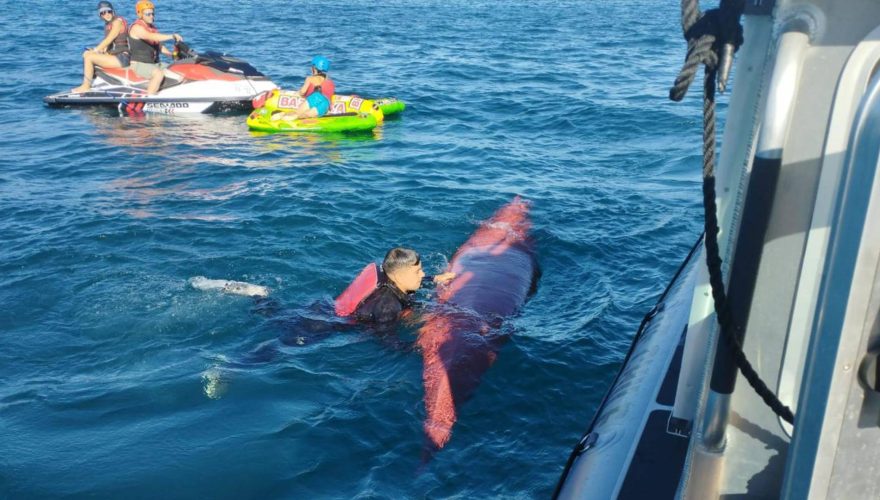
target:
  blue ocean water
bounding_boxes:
[0,0,718,497]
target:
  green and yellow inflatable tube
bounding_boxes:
[247,107,378,133]
[247,90,381,133]
[373,98,406,117]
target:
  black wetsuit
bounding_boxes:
[354,276,414,324]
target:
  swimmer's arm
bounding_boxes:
[189,277,269,297]
[433,272,456,284]
[422,272,456,286]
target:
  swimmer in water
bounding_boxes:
[189,246,454,350]
[353,247,455,324]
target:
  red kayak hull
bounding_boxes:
[417,197,537,453]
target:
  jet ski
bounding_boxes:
[44,42,277,115]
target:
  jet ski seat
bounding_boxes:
[94,67,184,92]
[96,67,148,85]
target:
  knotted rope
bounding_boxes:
[670,0,795,424]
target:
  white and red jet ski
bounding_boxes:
[44,43,277,115]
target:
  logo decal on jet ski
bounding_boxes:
[144,102,190,108]
[141,102,191,115]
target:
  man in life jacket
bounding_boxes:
[351,248,455,324]
[127,0,184,95]
[72,2,131,94]
[271,56,337,121]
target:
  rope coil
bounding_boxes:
[671,0,744,101]
[671,0,795,424]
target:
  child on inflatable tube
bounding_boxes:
[271,56,338,121]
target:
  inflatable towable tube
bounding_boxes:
[334,262,379,316]
[373,98,405,117]
[247,89,382,133]
[247,107,378,133]
[254,89,384,119]
[251,89,404,118]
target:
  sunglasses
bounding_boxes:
[99,9,113,15]
[143,10,154,16]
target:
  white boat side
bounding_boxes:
[555,1,880,498]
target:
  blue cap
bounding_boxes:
[311,56,331,72]
[97,1,114,11]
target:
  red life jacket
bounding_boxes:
[334,263,379,316]
[104,16,130,55]
[128,19,160,64]
[304,77,335,101]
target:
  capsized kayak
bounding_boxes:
[417,197,538,455]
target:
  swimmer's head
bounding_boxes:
[383,247,425,293]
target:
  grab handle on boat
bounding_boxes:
[575,432,598,455]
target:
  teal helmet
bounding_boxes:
[311,56,331,72]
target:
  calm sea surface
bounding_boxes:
[0,0,720,497]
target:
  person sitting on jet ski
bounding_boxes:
[71,2,131,94]
[272,56,337,121]
[127,0,184,95]
[354,247,456,324]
